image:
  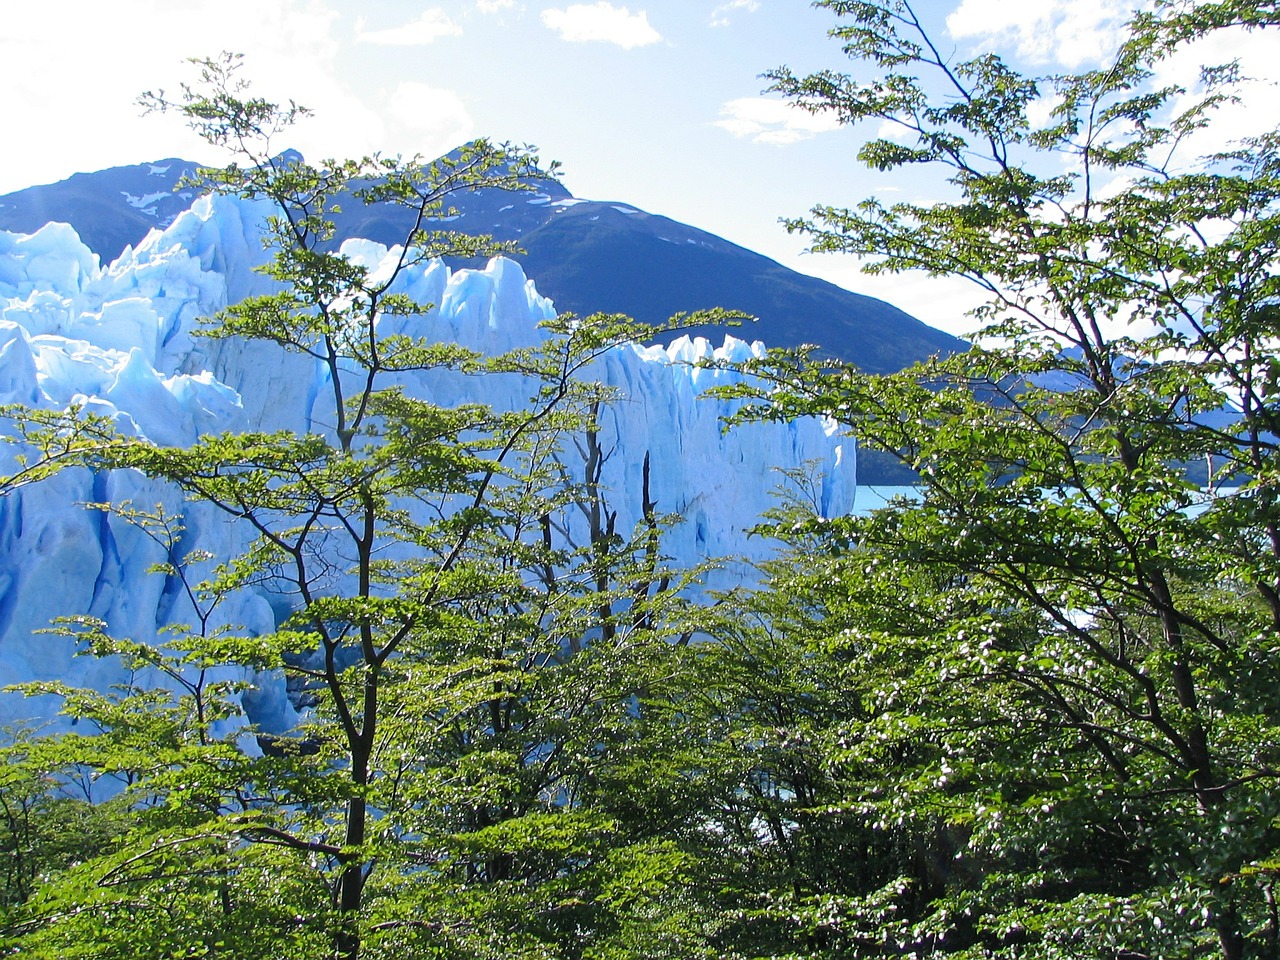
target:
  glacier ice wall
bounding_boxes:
[0,193,854,730]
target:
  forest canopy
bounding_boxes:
[3,2,1280,959]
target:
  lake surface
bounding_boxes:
[851,485,920,515]
[851,484,1240,518]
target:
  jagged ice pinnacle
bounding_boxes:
[0,191,855,734]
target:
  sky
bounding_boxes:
[1,0,1274,338]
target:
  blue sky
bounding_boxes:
[2,1,1273,336]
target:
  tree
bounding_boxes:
[0,54,726,960]
[715,2,1280,957]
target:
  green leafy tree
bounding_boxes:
[713,2,1280,957]
[0,54,729,960]
[0,728,131,912]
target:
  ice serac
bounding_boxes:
[0,193,855,731]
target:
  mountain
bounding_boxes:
[0,158,204,264]
[0,156,964,375]
[0,191,855,731]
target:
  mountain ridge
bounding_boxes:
[0,154,964,375]
[0,154,960,484]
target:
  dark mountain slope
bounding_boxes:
[0,157,963,373]
[0,157,965,480]
[0,159,202,259]
[511,200,955,374]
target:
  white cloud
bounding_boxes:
[540,3,661,48]
[709,0,759,28]
[1024,93,1065,130]
[1151,25,1280,161]
[356,9,462,45]
[477,0,516,10]
[946,0,1132,68]
[874,117,915,142]
[0,0,389,193]
[715,98,842,145]
[948,1,1279,164]
[0,0,517,193]
[384,83,476,156]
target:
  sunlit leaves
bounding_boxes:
[707,1,1280,957]
[0,47,725,960]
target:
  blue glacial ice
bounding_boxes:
[0,191,855,733]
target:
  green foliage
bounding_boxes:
[0,729,132,914]
[704,2,1280,958]
[11,8,1280,959]
[0,53,725,960]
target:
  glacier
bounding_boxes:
[0,191,854,733]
